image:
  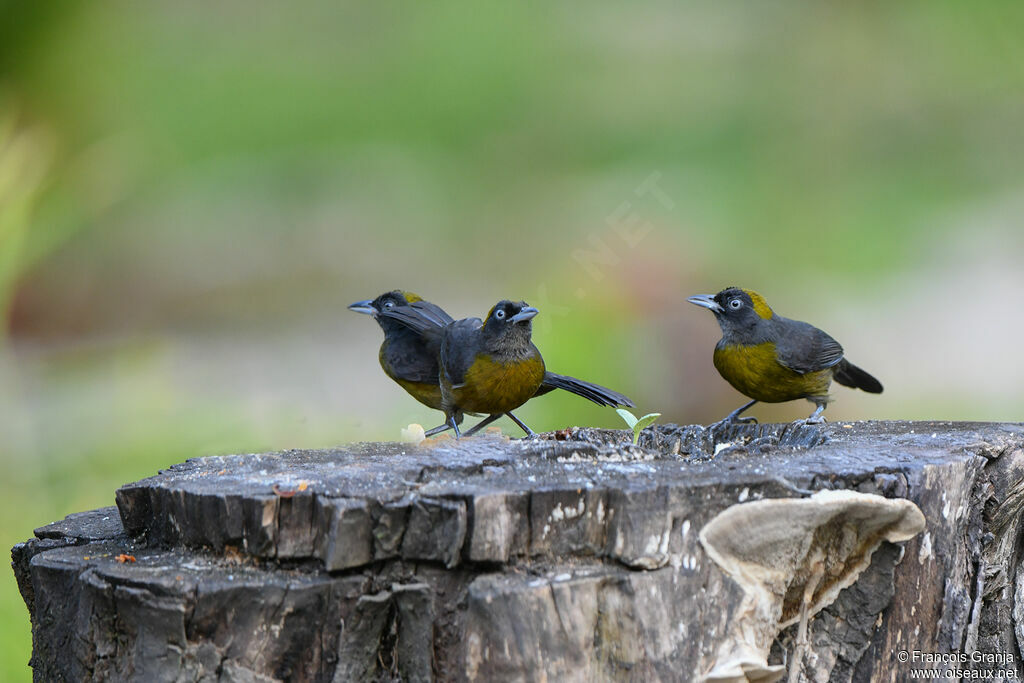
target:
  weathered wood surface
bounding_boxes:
[11,420,1024,681]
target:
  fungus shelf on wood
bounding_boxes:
[12,421,1024,681]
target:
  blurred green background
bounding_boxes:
[2,0,1024,676]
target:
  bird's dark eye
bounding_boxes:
[495,309,506,320]
[729,299,742,310]
[383,301,395,309]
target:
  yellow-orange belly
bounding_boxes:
[450,354,546,414]
[379,346,443,410]
[393,378,443,410]
[713,342,832,403]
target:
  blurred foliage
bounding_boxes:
[2,0,1024,678]
[0,102,52,336]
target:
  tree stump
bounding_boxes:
[11,421,1024,681]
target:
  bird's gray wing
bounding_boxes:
[772,318,844,374]
[378,302,449,346]
[440,318,483,387]
[410,300,454,326]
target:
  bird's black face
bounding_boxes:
[485,300,539,328]
[349,290,421,336]
[348,290,411,317]
[688,287,771,336]
[482,300,538,350]
[485,301,540,327]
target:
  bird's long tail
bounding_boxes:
[536,372,635,407]
[833,359,883,394]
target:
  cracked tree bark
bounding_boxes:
[11,421,1024,681]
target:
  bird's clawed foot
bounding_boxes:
[707,415,757,432]
[420,413,537,442]
[792,405,826,427]
[460,412,538,439]
[706,399,759,431]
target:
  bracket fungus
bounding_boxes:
[698,489,926,682]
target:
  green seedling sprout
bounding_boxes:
[616,408,661,445]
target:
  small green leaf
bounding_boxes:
[634,413,661,432]
[618,409,660,444]
[630,413,661,444]
[616,408,638,430]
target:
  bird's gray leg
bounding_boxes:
[462,413,503,437]
[425,410,462,437]
[505,412,537,438]
[424,422,453,437]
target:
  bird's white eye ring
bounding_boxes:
[729,299,742,310]
[495,309,506,319]
[384,301,395,309]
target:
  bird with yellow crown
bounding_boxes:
[688,287,882,425]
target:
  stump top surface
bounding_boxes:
[112,421,1024,568]
[121,420,1021,501]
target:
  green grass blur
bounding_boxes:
[2,1,1024,677]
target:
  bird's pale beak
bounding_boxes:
[348,300,377,316]
[510,306,539,323]
[687,294,723,313]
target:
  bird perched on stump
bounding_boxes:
[688,287,882,425]
[350,292,634,437]
[348,291,452,410]
[435,300,546,438]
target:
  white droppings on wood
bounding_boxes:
[918,532,933,563]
